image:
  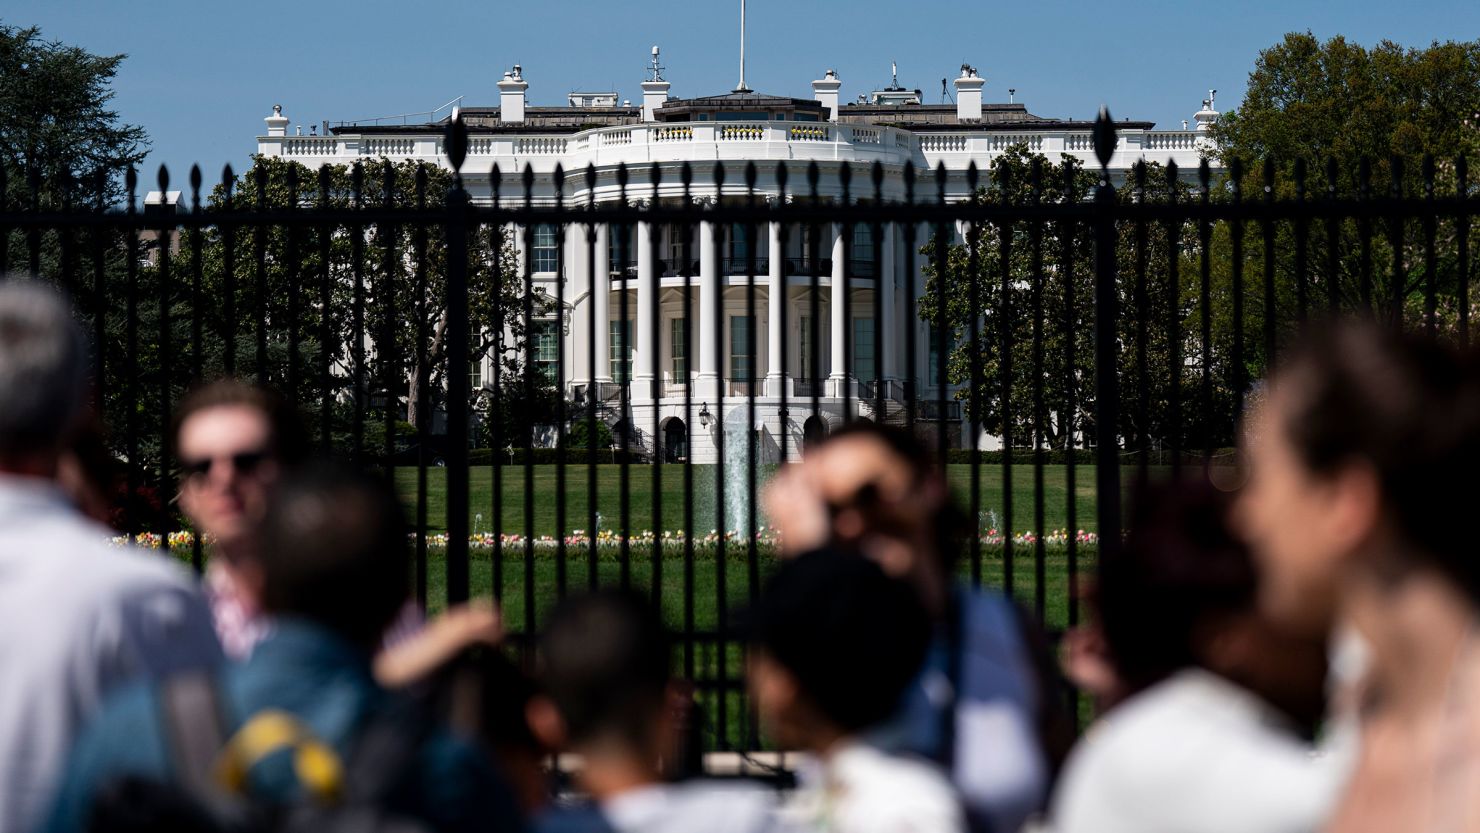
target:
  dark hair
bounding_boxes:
[1279,320,1480,604]
[257,465,409,647]
[536,590,671,747]
[809,421,970,567]
[745,550,931,733]
[433,648,541,755]
[1096,478,1257,694]
[171,379,310,465]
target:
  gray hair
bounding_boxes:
[0,280,88,457]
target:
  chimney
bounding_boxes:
[812,69,842,122]
[642,45,670,122]
[954,65,984,122]
[1194,89,1219,133]
[498,65,529,123]
[264,104,289,137]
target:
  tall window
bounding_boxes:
[533,320,559,383]
[609,319,632,382]
[851,224,876,276]
[533,224,558,273]
[799,316,817,379]
[730,315,754,381]
[469,357,484,391]
[928,325,956,386]
[610,225,635,276]
[852,318,876,380]
[727,223,751,274]
[670,317,688,377]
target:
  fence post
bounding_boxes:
[444,116,471,605]
[1091,108,1122,558]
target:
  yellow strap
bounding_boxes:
[213,710,344,803]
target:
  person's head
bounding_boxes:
[256,465,409,650]
[0,280,88,476]
[1100,479,1328,728]
[527,590,676,767]
[797,422,963,596]
[745,550,931,752]
[432,648,549,815]
[173,380,308,550]
[1237,321,1480,638]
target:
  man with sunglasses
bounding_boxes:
[0,282,221,833]
[172,379,309,659]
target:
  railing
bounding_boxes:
[919,134,969,152]
[13,111,1475,760]
[718,123,766,141]
[1143,131,1199,151]
[361,138,416,157]
[788,125,830,142]
[987,134,1045,151]
[516,137,568,154]
[283,138,339,156]
[654,126,692,142]
[600,129,633,147]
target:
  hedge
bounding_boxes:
[467,447,644,466]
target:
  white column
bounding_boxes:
[766,218,785,396]
[828,222,847,396]
[881,224,898,380]
[635,215,656,399]
[696,215,720,401]
[594,223,611,383]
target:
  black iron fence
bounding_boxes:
[3,112,1478,756]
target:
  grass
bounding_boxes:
[396,463,1103,539]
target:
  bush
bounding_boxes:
[467,447,643,466]
[942,447,1238,465]
[562,419,614,450]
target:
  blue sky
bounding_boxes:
[8,0,1478,193]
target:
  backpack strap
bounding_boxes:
[340,705,429,806]
[162,672,230,798]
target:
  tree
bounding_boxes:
[1212,33,1480,331]
[0,23,147,212]
[181,155,554,457]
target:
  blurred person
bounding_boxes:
[1049,480,1338,833]
[0,280,220,833]
[429,646,551,818]
[528,590,775,833]
[42,464,523,833]
[1238,321,1480,832]
[747,550,961,833]
[763,422,1068,833]
[171,380,309,659]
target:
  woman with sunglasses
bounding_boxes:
[172,379,309,659]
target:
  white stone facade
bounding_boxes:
[257,66,1220,463]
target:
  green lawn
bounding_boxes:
[397,463,1103,539]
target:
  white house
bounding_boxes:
[256,54,1220,462]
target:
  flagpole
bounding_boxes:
[738,0,747,92]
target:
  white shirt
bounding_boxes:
[1050,668,1346,833]
[0,476,221,833]
[782,741,966,833]
[602,781,778,833]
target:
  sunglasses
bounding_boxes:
[179,449,272,482]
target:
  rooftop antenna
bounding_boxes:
[1209,88,1217,110]
[1008,88,1016,103]
[649,45,665,82]
[941,78,951,103]
[735,0,751,92]
[891,60,899,89]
